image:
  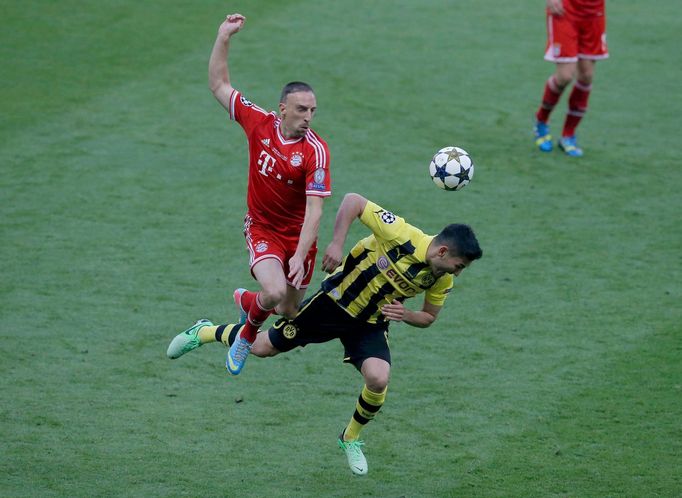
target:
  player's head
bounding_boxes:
[428,224,482,277]
[278,81,317,139]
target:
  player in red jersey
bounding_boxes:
[533,0,608,157]
[208,13,331,374]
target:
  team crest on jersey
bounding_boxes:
[255,240,268,253]
[290,152,303,167]
[421,273,435,287]
[377,256,389,270]
[283,323,298,339]
[240,95,253,107]
[380,211,396,224]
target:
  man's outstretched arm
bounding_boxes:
[208,13,245,109]
[321,193,368,272]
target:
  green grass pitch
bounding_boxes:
[1,1,680,496]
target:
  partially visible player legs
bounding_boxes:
[227,259,285,375]
[534,63,575,152]
[338,357,390,476]
[275,285,307,319]
[559,59,595,157]
[231,283,305,341]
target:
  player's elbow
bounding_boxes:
[342,193,368,217]
[209,81,223,98]
[420,312,438,328]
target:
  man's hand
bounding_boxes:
[218,13,246,40]
[381,300,406,322]
[547,0,564,16]
[321,242,343,273]
[288,254,306,289]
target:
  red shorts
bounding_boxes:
[243,215,317,289]
[544,12,608,62]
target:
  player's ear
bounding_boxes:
[278,102,286,115]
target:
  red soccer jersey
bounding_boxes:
[228,90,331,236]
[563,0,605,18]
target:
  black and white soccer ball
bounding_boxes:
[428,146,474,191]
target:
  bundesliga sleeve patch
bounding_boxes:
[380,211,396,224]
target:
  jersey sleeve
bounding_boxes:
[424,274,454,306]
[359,200,406,242]
[227,90,271,136]
[304,132,332,197]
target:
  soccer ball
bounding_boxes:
[428,146,474,191]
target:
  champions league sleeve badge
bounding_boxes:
[380,211,396,224]
[307,168,327,191]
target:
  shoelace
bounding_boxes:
[341,439,365,454]
[232,338,252,362]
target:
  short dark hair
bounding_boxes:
[434,224,482,261]
[280,81,315,103]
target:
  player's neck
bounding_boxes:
[279,122,301,140]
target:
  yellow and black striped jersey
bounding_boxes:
[321,200,453,324]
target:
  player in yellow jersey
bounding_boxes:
[167,193,482,475]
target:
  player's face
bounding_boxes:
[279,91,317,139]
[430,250,470,278]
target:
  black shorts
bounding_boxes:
[268,291,391,370]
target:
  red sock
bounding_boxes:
[535,75,565,123]
[241,292,273,343]
[562,80,592,138]
[238,290,256,312]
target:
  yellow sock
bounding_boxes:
[198,325,218,344]
[343,385,387,441]
[198,324,240,346]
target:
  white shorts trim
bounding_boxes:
[544,54,579,63]
[250,254,283,271]
[577,53,610,60]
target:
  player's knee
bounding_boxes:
[259,285,287,308]
[555,67,575,88]
[577,72,593,85]
[364,371,390,393]
[577,60,595,84]
[251,334,280,358]
[276,303,298,319]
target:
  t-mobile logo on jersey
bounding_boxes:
[257,150,276,176]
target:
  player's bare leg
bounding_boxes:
[559,59,594,157]
[338,358,390,476]
[275,285,307,319]
[534,62,576,152]
[227,259,286,375]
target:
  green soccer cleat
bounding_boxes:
[166,319,213,359]
[338,435,368,476]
